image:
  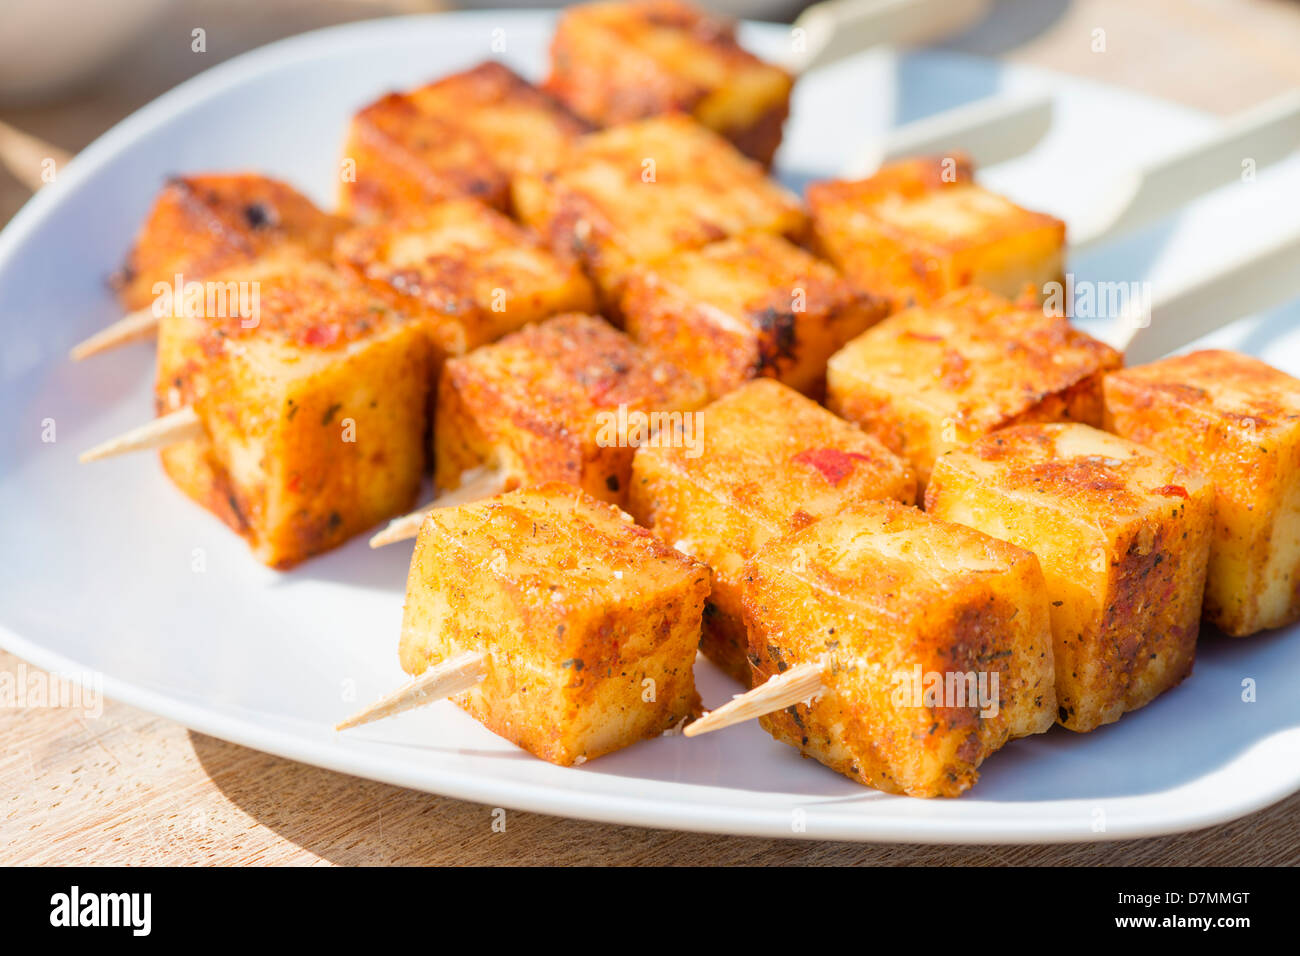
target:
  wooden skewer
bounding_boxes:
[335,650,487,731]
[369,464,508,548]
[788,0,991,75]
[1072,90,1300,253]
[0,118,72,193]
[78,406,203,463]
[69,306,159,361]
[683,660,826,738]
[843,91,1054,178]
[1115,223,1300,363]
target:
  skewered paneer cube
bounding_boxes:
[406,61,592,178]
[435,312,707,507]
[341,63,590,221]
[156,261,434,568]
[545,0,794,166]
[339,92,510,220]
[628,379,916,684]
[399,481,709,765]
[333,200,596,359]
[741,499,1057,797]
[114,173,346,311]
[925,423,1214,732]
[1104,350,1300,637]
[620,234,888,400]
[826,287,1122,486]
[512,115,807,304]
[807,156,1066,312]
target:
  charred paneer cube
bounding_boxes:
[621,234,887,400]
[115,173,346,311]
[342,63,589,221]
[742,499,1056,797]
[545,0,793,166]
[628,379,915,683]
[1104,350,1300,636]
[334,199,596,358]
[513,114,807,304]
[399,481,708,765]
[926,423,1214,732]
[826,287,1122,486]
[156,261,433,568]
[807,156,1066,311]
[406,61,591,179]
[434,313,707,507]
[339,92,509,221]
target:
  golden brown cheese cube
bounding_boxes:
[807,156,1066,311]
[339,92,509,221]
[512,114,807,303]
[925,423,1214,732]
[621,234,887,400]
[406,61,591,179]
[826,287,1122,486]
[114,174,346,311]
[742,499,1056,797]
[628,379,915,683]
[435,313,706,506]
[545,0,793,166]
[399,481,708,765]
[334,200,596,358]
[157,262,433,568]
[1104,350,1300,636]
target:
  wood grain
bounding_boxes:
[4,650,1298,865]
[3,0,1300,865]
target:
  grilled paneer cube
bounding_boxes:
[926,423,1214,732]
[628,379,915,683]
[339,92,509,220]
[341,63,589,221]
[621,234,888,400]
[399,482,708,765]
[807,156,1066,311]
[1104,350,1300,636]
[434,313,707,507]
[545,0,794,166]
[513,115,807,304]
[114,174,346,311]
[156,262,433,568]
[826,287,1122,486]
[334,200,596,359]
[742,499,1056,797]
[406,61,591,178]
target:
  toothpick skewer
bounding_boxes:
[69,306,159,361]
[78,406,203,463]
[0,118,72,192]
[369,465,508,548]
[684,660,826,738]
[335,650,487,731]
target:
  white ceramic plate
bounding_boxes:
[3,11,1299,844]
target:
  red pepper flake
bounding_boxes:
[792,448,871,486]
[1154,484,1189,499]
[286,473,302,494]
[301,323,339,348]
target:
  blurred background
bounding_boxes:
[1,0,1298,216]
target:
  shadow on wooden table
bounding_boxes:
[188,730,1300,866]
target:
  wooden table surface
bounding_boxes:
[3,0,1300,865]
